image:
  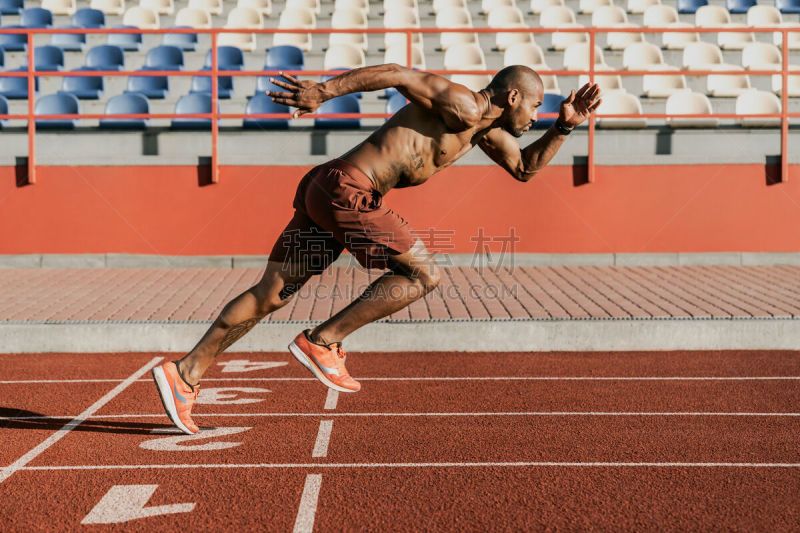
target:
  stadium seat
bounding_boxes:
[627,0,659,14]
[175,8,211,28]
[314,94,360,129]
[99,92,150,128]
[60,67,103,99]
[86,44,125,70]
[383,0,418,11]
[643,3,677,24]
[449,74,491,91]
[275,7,316,51]
[324,44,366,70]
[707,65,751,97]
[126,70,168,98]
[335,0,368,16]
[188,0,222,16]
[226,7,264,29]
[622,42,664,69]
[162,27,198,51]
[21,7,53,27]
[190,67,233,98]
[205,46,245,70]
[51,26,87,51]
[386,92,407,115]
[171,92,216,129]
[562,42,605,71]
[677,0,707,13]
[141,0,173,16]
[540,6,588,50]
[286,0,320,15]
[596,91,647,128]
[72,7,105,27]
[530,0,564,14]
[482,0,515,14]
[736,89,780,126]
[665,91,719,127]
[579,72,623,91]
[775,0,800,14]
[773,24,800,51]
[0,94,8,128]
[579,0,612,14]
[0,0,24,15]
[383,8,423,51]
[696,5,755,50]
[726,0,755,14]
[35,92,79,129]
[243,92,289,129]
[444,43,487,70]
[488,6,534,51]
[329,8,368,52]
[123,6,159,29]
[91,0,124,15]
[436,7,479,51]
[33,45,64,71]
[107,26,142,51]
[644,5,699,50]
[592,6,644,50]
[255,75,284,94]
[0,26,26,52]
[218,33,257,53]
[239,0,271,16]
[266,45,304,70]
[384,43,426,69]
[533,93,563,129]
[42,0,75,16]
[0,67,38,99]
[144,45,184,70]
[772,67,800,96]
[742,42,782,71]
[748,5,782,25]
[432,0,467,15]
[642,65,688,97]
[683,42,723,69]
[0,48,3,67]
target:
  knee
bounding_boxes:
[251,282,297,316]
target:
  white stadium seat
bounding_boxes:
[596,90,647,128]
[643,5,699,50]
[488,6,534,50]
[384,44,426,69]
[384,8,423,50]
[695,5,754,50]
[563,42,606,71]
[123,6,159,28]
[623,42,664,69]
[579,0,613,14]
[43,0,77,15]
[444,43,487,70]
[707,65,751,97]
[187,0,222,16]
[238,0,272,16]
[432,0,466,14]
[482,0,517,15]
[579,71,624,91]
[330,8,368,52]
[384,0,418,12]
[286,0,320,16]
[627,0,659,15]
[540,6,589,50]
[219,32,257,52]
[683,42,723,69]
[772,68,800,97]
[221,7,263,52]
[666,91,719,128]
[747,5,782,26]
[324,43,366,70]
[275,7,316,51]
[91,0,125,15]
[335,0,368,17]
[450,74,491,91]
[592,6,644,50]
[140,0,173,16]
[773,24,800,51]
[436,7,478,51]
[175,7,211,28]
[642,65,688,97]
[741,43,782,71]
[530,0,564,14]
[736,89,781,127]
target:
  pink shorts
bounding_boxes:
[269,158,415,272]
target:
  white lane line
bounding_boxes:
[312,421,333,458]
[3,376,800,384]
[20,461,800,471]
[0,356,163,484]
[3,411,800,421]
[293,474,322,533]
[324,389,339,410]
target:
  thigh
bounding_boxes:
[386,238,439,285]
[268,210,344,278]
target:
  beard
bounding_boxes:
[504,123,525,138]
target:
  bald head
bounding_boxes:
[486,65,543,96]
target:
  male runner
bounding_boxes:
[152,64,601,434]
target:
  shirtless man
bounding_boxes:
[151,64,602,435]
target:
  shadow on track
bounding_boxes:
[0,407,173,435]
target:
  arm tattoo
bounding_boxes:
[216,317,261,356]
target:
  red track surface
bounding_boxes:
[1,351,799,531]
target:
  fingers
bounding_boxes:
[575,82,591,100]
[265,90,295,99]
[564,89,576,104]
[267,94,298,106]
[280,72,300,84]
[588,98,602,112]
[269,78,297,91]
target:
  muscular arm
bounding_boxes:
[479,125,568,183]
[268,64,483,129]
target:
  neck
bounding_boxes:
[478,89,504,126]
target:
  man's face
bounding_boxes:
[504,86,544,138]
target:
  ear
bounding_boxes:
[506,89,519,106]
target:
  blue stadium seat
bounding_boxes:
[776,0,800,13]
[50,26,86,52]
[145,45,184,70]
[171,93,217,130]
[99,92,150,129]
[314,95,360,129]
[204,46,244,70]
[243,92,289,129]
[35,92,79,129]
[0,0,24,15]
[386,92,407,115]
[33,45,64,71]
[0,47,3,67]
[162,27,198,51]
[126,71,168,99]
[534,93,564,129]
[0,26,28,52]
[60,67,103,99]
[85,44,125,70]
[0,67,38,98]
[107,26,142,52]
[265,45,304,70]
[0,94,8,128]
[727,0,756,12]
[72,8,105,28]
[20,7,52,27]
[190,67,233,99]
[677,0,708,13]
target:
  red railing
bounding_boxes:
[0,25,798,185]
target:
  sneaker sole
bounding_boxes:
[151,366,198,435]
[288,341,359,393]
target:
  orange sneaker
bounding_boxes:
[151,361,200,434]
[288,330,361,393]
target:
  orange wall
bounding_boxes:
[1,164,799,255]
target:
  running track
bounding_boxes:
[1,350,799,530]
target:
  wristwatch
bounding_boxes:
[554,120,573,135]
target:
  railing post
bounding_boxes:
[406,29,412,69]
[27,31,35,185]
[588,30,596,184]
[780,28,789,183]
[211,30,220,184]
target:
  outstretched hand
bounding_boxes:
[266,73,325,118]
[559,83,602,128]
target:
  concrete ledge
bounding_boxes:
[1,318,798,353]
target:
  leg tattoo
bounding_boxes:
[215,317,261,356]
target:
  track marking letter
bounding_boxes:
[140,427,253,451]
[197,387,270,404]
[81,485,195,524]
[217,360,289,373]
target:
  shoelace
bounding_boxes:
[334,344,352,377]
